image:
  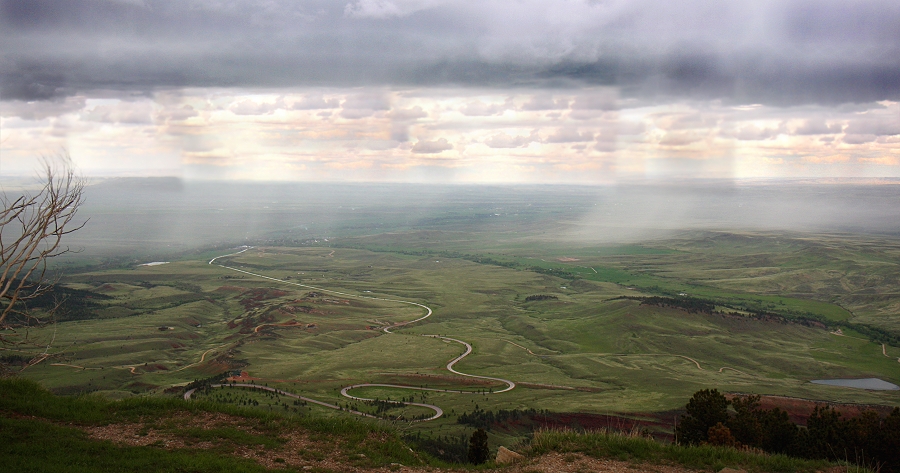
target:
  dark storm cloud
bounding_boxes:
[2,0,899,106]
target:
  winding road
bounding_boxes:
[190,246,760,420]
[186,247,515,422]
[184,383,381,419]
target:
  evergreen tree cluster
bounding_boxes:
[3,280,111,324]
[524,294,558,302]
[184,372,233,391]
[639,296,716,314]
[364,398,402,415]
[677,389,900,472]
[457,406,543,430]
[621,294,900,347]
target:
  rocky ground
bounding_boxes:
[79,411,845,473]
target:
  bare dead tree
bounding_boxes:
[0,156,85,348]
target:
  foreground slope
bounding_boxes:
[0,378,848,473]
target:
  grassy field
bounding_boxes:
[10,232,900,450]
[2,377,856,473]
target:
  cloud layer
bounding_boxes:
[2,0,899,105]
[2,88,898,182]
[2,1,899,182]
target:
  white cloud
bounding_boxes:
[158,105,198,122]
[0,97,87,120]
[659,131,705,146]
[388,106,428,120]
[594,141,616,152]
[845,117,900,136]
[802,155,850,164]
[484,132,536,148]
[731,124,783,141]
[4,87,899,183]
[842,134,878,145]
[411,137,452,153]
[793,119,842,135]
[340,92,391,118]
[230,97,285,115]
[292,95,340,110]
[520,95,569,111]
[459,99,512,117]
[569,90,619,119]
[858,156,900,166]
[82,101,153,124]
[546,127,593,143]
[572,93,619,111]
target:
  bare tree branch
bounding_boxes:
[0,155,85,337]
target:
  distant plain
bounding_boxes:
[10,180,900,443]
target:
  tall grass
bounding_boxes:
[528,428,859,473]
[0,414,284,473]
[0,377,428,471]
[1,378,871,472]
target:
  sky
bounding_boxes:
[1,0,899,183]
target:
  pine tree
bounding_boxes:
[467,428,490,464]
[877,408,900,473]
[676,389,730,445]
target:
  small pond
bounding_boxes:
[810,378,899,390]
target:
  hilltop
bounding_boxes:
[1,378,849,473]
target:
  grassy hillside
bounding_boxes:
[0,378,854,473]
[0,377,426,472]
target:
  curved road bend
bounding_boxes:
[184,383,383,420]
[210,247,433,331]
[190,247,513,421]
[425,336,515,393]
[340,336,516,417]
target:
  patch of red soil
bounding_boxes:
[382,373,500,387]
[285,305,325,315]
[238,288,289,310]
[254,320,306,333]
[522,411,678,441]
[250,288,289,298]
[518,382,604,393]
[226,371,261,383]
[507,452,704,473]
[229,317,258,333]
[216,285,246,292]
[729,393,896,426]
[173,333,200,340]
[321,298,351,305]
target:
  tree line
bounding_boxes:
[677,389,900,472]
[622,295,900,347]
[457,406,544,430]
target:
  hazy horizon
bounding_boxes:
[21,177,896,264]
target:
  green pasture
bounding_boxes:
[348,230,900,327]
[13,238,900,444]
